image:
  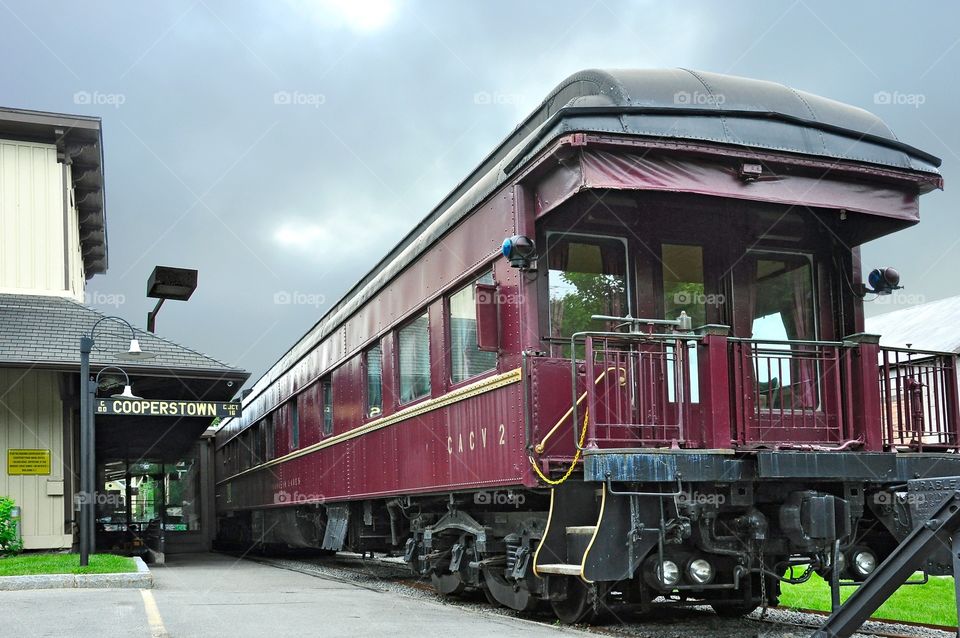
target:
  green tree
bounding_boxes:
[552,271,626,337]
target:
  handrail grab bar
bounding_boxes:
[534,366,626,454]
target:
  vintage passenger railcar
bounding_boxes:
[214,69,960,622]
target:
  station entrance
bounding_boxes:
[96,440,209,557]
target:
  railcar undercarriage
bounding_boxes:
[215,456,956,625]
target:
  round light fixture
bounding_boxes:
[687,558,714,585]
[850,548,877,579]
[656,560,681,588]
[500,235,537,270]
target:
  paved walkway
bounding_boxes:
[4,552,583,637]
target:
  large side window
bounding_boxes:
[398,312,431,404]
[748,252,816,342]
[366,343,383,418]
[450,272,497,384]
[547,234,628,339]
[746,251,818,409]
[321,376,334,436]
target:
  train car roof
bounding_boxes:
[234,68,942,414]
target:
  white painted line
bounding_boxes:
[140,588,169,638]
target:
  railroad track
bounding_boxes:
[223,551,955,638]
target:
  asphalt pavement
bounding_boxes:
[3,552,585,638]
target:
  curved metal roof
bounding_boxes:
[234,68,942,416]
[507,68,940,174]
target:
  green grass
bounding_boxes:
[779,572,957,627]
[0,553,136,576]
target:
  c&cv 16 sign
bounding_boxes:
[95,398,241,418]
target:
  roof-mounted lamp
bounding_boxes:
[146,265,199,333]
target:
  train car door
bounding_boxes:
[730,250,845,445]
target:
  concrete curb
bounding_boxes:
[0,556,152,591]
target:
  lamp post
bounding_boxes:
[79,316,155,566]
[146,266,198,333]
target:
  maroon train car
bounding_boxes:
[215,69,960,622]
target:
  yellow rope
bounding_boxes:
[529,409,588,486]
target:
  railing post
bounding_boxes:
[584,335,598,449]
[944,354,960,448]
[844,333,883,451]
[697,325,731,449]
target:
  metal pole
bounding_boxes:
[79,336,92,566]
[87,374,96,557]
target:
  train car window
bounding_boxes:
[661,244,706,326]
[748,252,816,343]
[322,377,334,435]
[289,399,299,450]
[661,244,704,402]
[450,272,497,384]
[398,312,431,403]
[747,251,818,409]
[547,234,628,339]
[366,343,383,418]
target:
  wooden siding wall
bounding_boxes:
[0,368,72,549]
[0,139,84,299]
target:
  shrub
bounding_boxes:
[0,496,24,556]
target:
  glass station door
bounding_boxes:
[95,443,203,553]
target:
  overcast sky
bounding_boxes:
[2,1,958,384]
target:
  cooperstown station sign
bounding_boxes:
[95,398,241,418]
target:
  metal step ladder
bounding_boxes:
[813,482,960,638]
[536,526,597,576]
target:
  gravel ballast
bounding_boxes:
[242,552,954,638]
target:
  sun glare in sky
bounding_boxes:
[296,0,398,32]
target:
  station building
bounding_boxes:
[0,107,248,553]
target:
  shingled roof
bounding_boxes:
[0,294,247,379]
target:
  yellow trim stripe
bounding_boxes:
[218,367,522,484]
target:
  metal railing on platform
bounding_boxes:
[546,323,960,453]
[729,338,855,448]
[879,346,959,451]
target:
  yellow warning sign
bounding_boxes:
[7,449,51,475]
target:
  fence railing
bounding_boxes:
[728,338,855,448]
[579,333,700,447]
[556,329,960,453]
[879,346,960,451]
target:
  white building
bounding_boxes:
[0,108,247,551]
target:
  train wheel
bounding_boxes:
[431,570,467,596]
[549,576,604,624]
[481,568,539,612]
[481,581,501,607]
